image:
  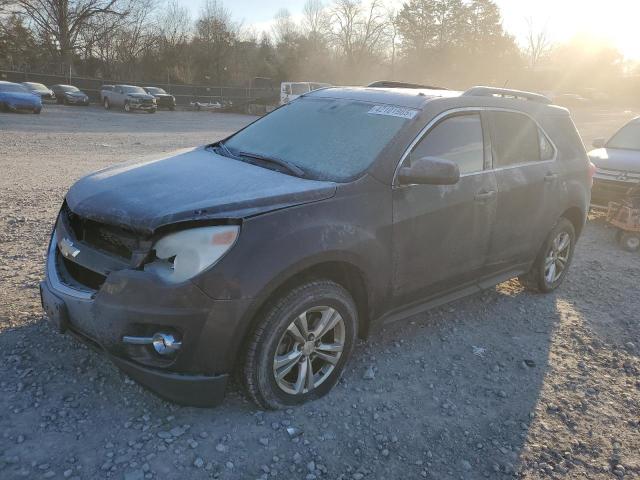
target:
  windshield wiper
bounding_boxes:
[237,150,306,178]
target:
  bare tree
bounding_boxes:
[330,0,387,67]
[302,0,329,38]
[272,8,297,45]
[525,16,552,69]
[157,0,191,48]
[14,0,131,67]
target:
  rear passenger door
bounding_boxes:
[392,112,498,306]
[485,110,559,270]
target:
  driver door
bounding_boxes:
[391,112,498,307]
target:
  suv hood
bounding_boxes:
[65,147,337,234]
[588,148,640,172]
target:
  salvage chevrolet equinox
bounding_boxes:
[41,85,592,409]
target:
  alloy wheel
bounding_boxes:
[273,306,345,395]
[544,231,571,284]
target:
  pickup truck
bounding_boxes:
[102,84,156,113]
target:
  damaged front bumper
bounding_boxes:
[40,233,249,407]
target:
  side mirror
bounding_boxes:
[592,138,606,149]
[398,156,460,185]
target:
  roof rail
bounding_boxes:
[463,86,552,104]
[367,80,448,90]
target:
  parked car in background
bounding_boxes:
[589,117,640,207]
[100,85,114,104]
[51,84,90,106]
[0,81,42,113]
[102,85,156,113]
[280,81,331,105]
[41,85,591,408]
[21,82,55,102]
[144,87,176,110]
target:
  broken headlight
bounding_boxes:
[144,226,239,283]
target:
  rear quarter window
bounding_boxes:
[540,115,587,161]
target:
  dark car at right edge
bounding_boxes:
[40,85,592,409]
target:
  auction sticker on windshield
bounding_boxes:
[368,105,418,120]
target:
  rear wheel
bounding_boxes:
[619,232,640,252]
[33,107,41,114]
[103,98,110,110]
[243,280,358,409]
[519,218,576,293]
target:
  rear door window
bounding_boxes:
[489,111,545,167]
[410,113,484,174]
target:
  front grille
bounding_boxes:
[142,99,154,105]
[62,203,136,260]
[61,255,106,290]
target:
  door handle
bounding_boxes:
[474,190,496,202]
[544,172,559,182]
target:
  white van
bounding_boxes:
[280,82,331,105]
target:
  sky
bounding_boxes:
[180,0,640,60]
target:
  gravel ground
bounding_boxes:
[0,105,639,480]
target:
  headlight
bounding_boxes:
[144,226,239,283]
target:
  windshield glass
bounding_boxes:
[607,122,640,150]
[24,82,47,90]
[223,98,415,181]
[0,83,29,93]
[58,85,79,92]
[122,86,146,94]
[146,87,166,94]
[290,83,310,95]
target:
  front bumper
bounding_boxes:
[65,96,89,105]
[129,102,156,110]
[40,236,250,406]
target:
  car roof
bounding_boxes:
[306,85,567,117]
[308,86,459,109]
[0,80,23,86]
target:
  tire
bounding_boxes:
[124,102,131,112]
[243,280,358,409]
[104,98,110,110]
[33,107,41,114]
[169,106,175,111]
[619,232,640,252]
[148,108,156,114]
[519,217,576,293]
[57,98,63,105]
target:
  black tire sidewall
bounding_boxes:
[536,218,576,292]
[248,282,357,409]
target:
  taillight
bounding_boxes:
[588,161,597,187]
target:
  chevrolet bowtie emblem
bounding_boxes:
[59,237,80,258]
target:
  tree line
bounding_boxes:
[0,0,635,98]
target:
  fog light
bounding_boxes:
[152,332,182,355]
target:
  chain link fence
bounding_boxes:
[0,70,277,108]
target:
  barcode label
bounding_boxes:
[368,105,418,119]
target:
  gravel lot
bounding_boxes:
[1,104,639,480]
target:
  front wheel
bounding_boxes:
[148,108,156,114]
[519,217,576,292]
[124,102,131,112]
[243,280,358,409]
[33,107,41,114]
[103,98,110,110]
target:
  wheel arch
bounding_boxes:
[235,259,371,372]
[560,206,586,237]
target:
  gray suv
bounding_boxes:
[40,85,591,409]
[102,84,156,113]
